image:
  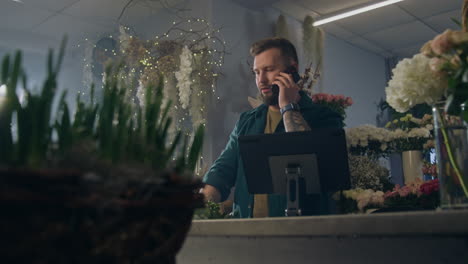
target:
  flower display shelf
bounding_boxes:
[0,168,204,264]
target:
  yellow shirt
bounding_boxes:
[253,107,282,218]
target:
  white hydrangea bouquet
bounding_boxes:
[385,53,447,113]
[345,125,394,158]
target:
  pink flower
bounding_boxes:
[420,179,439,195]
[420,40,435,57]
[345,97,353,106]
[398,186,411,197]
[429,57,446,74]
[431,29,454,55]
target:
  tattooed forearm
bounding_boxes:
[283,111,311,132]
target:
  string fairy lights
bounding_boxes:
[77,16,226,176]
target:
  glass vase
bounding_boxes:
[432,104,468,209]
[401,150,423,184]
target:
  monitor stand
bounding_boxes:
[268,154,321,217]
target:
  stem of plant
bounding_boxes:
[437,110,468,198]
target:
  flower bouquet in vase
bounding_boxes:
[385,1,468,209]
[385,114,433,184]
[311,93,353,121]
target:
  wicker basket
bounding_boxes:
[0,168,204,264]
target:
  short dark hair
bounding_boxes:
[250,37,298,66]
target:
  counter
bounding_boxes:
[177,210,468,264]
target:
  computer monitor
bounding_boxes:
[238,128,351,215]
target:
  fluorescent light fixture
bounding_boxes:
[313,0,404,26]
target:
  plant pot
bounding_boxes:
[433,104,468,209]
[402,150,423,184]
[0,168,204,264]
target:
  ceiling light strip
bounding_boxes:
[313,0,404,26]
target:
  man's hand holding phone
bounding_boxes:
[271,67,301,108]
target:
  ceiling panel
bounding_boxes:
[423,10,462,33]
[335,5,415,35]
[391,41,425,58]
[397,0,462,19]
[32,13,113,44]
[61,0,170,27]
[320,23,356,40]
[363,20,437,50]
[21,0,79,12]
[232,0,279,10]
[347,36,388,54]
[0,1,53,31]
[293,0,374,15]
[61,0,128,23]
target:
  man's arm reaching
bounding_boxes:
[202,184,221,203]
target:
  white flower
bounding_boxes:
[175,46,193,109]
[385,53,447,113]
[119,25,131,51]
[355,189,385,211]
[346,125,393,148]
[136,80,145,108]
[407,127,431,138]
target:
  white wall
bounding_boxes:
[205,0,388,161]
[322,34,386,127]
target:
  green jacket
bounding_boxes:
[203,92,343,218]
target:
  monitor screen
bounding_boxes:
[238,128,351,195]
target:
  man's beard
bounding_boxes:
[261,87,279,106]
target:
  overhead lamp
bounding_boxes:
[313,0,404,26]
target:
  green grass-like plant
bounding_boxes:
[0,39,204,176]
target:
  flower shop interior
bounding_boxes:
[0,0,467,263]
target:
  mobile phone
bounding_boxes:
[271,66,301,95]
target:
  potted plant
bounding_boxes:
[0,39,205,264]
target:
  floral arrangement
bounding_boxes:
[384,113,433,152]
[384,179,440,210]
[81,20,226,156]
[311,93,353,119]
[345,125,394,158]
[385,53,447,113]
[348,155,391,191]
[420,29,468,119]
[335,178,440,213]
[175,45,193,109]
[390,127,431,152]
[385,0,468,122]
[384,113,433,130]
[335,189,385,213]
[422,161,438,178]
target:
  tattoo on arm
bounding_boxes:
[283,111,311,132]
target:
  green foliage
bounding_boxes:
[442,44,468,122]
[0,38,66,167]
[194,201,229,219]
[0,40,204,175]
[378,99,432,121]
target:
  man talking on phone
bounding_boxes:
[202,37,343,218]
